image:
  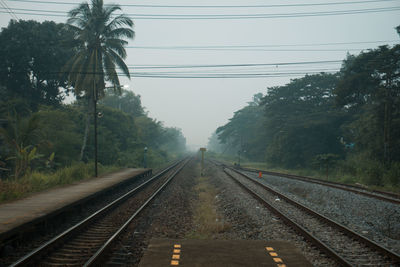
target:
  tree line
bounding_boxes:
[210,27,400,187]
[0,4,186,179]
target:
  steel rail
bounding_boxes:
[226,166,400,265]
[10,159,186,266]
[239,166,400,204]
[84,158,190,266]
[222,167,352,266]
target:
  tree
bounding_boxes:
[215,73,346,167]
[0,20,74,109]
[100,88,145,118]
[63,0,134,175]
[159,127,186,155]
[262,73,345,167]
[335,45,400,163]
[216,93,266,161]
[0,113,43,178]
[37,106,82,166]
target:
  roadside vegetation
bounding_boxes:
[208,26,400,192]
[0,1,186,203]
[0,163,119,203]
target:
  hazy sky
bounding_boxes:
[1,0,399,149]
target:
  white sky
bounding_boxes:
[1,0,399,150]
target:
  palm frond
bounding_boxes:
[103,52,121,93]
[106,48,131,79]
[105,39,127,58]
[63,0,133,100]
[103,4,121,23]
[67,3,90,24]
[107,27,135,40]
[106,14,134,31]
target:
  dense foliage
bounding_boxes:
[0,19,186,180]
[0,20,74,109]
[211,37,400,187]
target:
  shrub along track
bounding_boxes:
[9,158,189,266]
[221,164,400,266]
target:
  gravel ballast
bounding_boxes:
[243,170,400,254]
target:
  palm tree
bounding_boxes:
[63,0,134,176]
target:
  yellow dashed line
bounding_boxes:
[171,260,179,265]
[265,246,287,267]
[171,244,181,266]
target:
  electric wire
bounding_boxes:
[126,48,391,52]
[2,70,339,78]
[0,0,18,20]
[125,60,343,69]
[5,0,399,8]
[1,6,399,19]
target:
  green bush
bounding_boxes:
[384,162,400,186]
[0,162,118,203]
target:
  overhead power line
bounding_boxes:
[0,0,18,20]
[5,0,399,8]
[2,69,339,78]
[126,60,342,69]
[1,6,399,20]
[2,59,345,78]
[127,48,388,52]
[127,40,399,51]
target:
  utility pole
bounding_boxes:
[200,147,206,176]
[93,64,98,177]
[238,134,243,166]
[143,146,148,168]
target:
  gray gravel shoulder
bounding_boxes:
[205,163,338,266]
[243,170,400,254]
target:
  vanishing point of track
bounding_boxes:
[10,158,190,267]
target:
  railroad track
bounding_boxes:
[10,158,190,266]
[221,164,400,266]
[238,166,400,204]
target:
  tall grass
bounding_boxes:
[0,162,119,203]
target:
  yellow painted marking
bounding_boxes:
[172,254,180,260]
[173,249,181,254]
[174,244,181,248]
[277,264,286,267]
[266,247,274,251]
[171,260,179,265]
[273,258,283,263]
[269,252,278,257]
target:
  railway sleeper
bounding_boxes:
[43,256,84,264]
[42,263,82,267]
